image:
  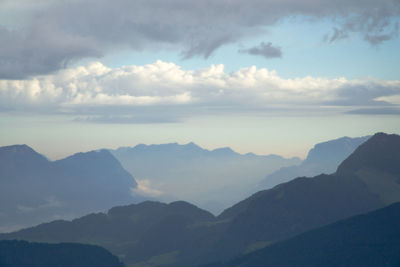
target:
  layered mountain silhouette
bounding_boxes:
[0,240,124,267]
[0,201,216,266]
[111,142,301,213]
[210,202,400,267]
[207,133,400,262]
[0,145,140,232]
[2,132,399,266]
[260,135,370,189]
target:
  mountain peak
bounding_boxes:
[57,148,120,162]
[304,135,370,165]
[211,147,236,155]
[336,132,400,176]
[0,144,48,164]
[1,144,38,154]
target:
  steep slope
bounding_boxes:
[210,132,400,263]
[0,240,124,267]
[214,202,400,267]
[336,133,400,206]
[111,142,300,213]
[0,145,140,232]
[2,133,399,266]
[337,133,400,176]
[52,150,138,210]
[212,174,381,262]
[261,135,370,189]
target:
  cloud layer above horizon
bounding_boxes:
[1,0,399,78]
[1,61,399,123]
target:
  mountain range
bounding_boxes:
[111,142,301,214]
[208,201,400,267]
[260,135,370,189]
[2,132,400,266]
[0,145,141,232]
[0,134,366,232]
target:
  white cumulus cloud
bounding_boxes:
[1,61,400,121]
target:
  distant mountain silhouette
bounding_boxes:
[260,135,370,189]
[2,133,399,266]
[0,145,141,232]
[210,202,400,267]
[0,240,124,267]
[111,142,301,213]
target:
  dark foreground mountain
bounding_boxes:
[210,133,400,262]
[2,133,399,266]
[111,142,301,213]
[0,240,124,267]
[0,145,140,232]
[210,202,400,267]
[0,201,216,266]
[260,135,369,189]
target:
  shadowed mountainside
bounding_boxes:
[0,240,124,267]
[0,201,216,266]
[0,145,140,232]
[209,133,400,263]
[209,202,400,267]
[2,133,400,266]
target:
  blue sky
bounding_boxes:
[1,0,400,159]
[100,17,400,80]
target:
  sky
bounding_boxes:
[1,0,400,159]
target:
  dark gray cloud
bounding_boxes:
[325,10,400,45]
[0,26,102,79]
[239,42,282,59]
[324,28,349,43]
[0,0,399,78]
[323,83,400,106]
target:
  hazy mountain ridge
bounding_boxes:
[260,135,370,189]
[207,133,399,263]
[111,142,301,214]
[0,145,140,232]
[2,132,400,266]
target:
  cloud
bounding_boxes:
[1,0,399,78]
[1,61,400,122]
[324,83,400,106]
[239,42,282,59]
[324,28,349,43]
[0,25,102,79]
[376,94,400,105]
[74,115,181,124]
[346,107,400,115]
[131,179,164,197]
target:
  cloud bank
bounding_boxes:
[1,0,399,78]
[1,61,399,122]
